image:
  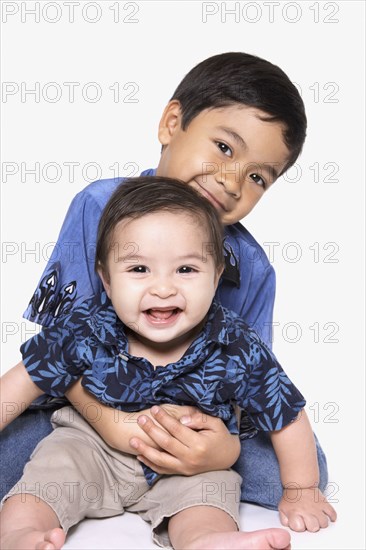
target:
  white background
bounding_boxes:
[1,1,365,548]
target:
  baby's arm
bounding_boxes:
[270,409,337,532]
[0,362,44,430]
[65,379,163,453]
[66,379,241,472]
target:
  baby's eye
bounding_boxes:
[178,266,196,274]
[129,265,148,273]
[216,141,233,157]
[250,173,267,189]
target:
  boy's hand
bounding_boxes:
[158,404,199,421]
[279,487,337,532]
[130,405,241,476]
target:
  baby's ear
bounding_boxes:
[214,266,225,288]
[97,266,111,298]
[158,100,183,145]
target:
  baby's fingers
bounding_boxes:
[324,501,337,523]
[281,509,333,533]
[280,509,320,532]
[279,510,306,532]
[306,498,337,530]
[303,513,325,532]
[314,489,337,523]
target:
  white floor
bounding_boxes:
[60,435,366,550]
[63,500,348,550]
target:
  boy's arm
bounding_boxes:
[270,410,337,532]
[22,182,115,327]
[241,263,276,349]
[66,379,241,472]
[0,362,44,430]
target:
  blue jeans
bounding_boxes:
[0,408,328,507]
[0,409,55,499]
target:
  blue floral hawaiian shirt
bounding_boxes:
[21,292,306,485]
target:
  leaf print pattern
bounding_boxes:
[21,293,306,484]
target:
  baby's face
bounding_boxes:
[100,211,220,352]
[157,103,290,224]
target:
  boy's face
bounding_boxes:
[99,212,221,352]
[157,103,290,225]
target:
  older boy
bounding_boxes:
[1,178,336,550]
[1,52,328,508]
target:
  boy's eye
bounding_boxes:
[178,266,196,274]
[216,141,233,157]
[250,173,266,189]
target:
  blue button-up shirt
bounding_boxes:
[23,169,275,346]
[22,170,277,437]
[21,293,305,485]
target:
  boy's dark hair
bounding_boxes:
[96,177,225,277]
[171,52,307,174]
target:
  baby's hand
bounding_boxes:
[279,487,337,532]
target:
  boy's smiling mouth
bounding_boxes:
[192,180,228,212]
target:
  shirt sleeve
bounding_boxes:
[234,331,306,433]
[20,314,87,397]
[22,189,104,327]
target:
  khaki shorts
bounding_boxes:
[4,406,242,548]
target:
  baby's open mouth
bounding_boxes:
[145,308,181,321]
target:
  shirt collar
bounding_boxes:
[86,293,127,350]
[140,167,157,177]
[202,300,230,346]
[222,237,241,287]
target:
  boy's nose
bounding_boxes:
[215,167,241,199]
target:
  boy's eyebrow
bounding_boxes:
[260,163,279,182]
[217,126,247,149]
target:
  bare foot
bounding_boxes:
[1,527,66,550]
[186,527,291,550]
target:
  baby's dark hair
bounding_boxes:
[171,52,307,174]
[96,177,225,277]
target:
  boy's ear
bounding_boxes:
[97,267,111,298]
[158,100,183,146]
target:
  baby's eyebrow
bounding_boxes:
[113,253,145,264]
[217,126,247,150]
[175,253,208,263]
[113,253,207,264]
